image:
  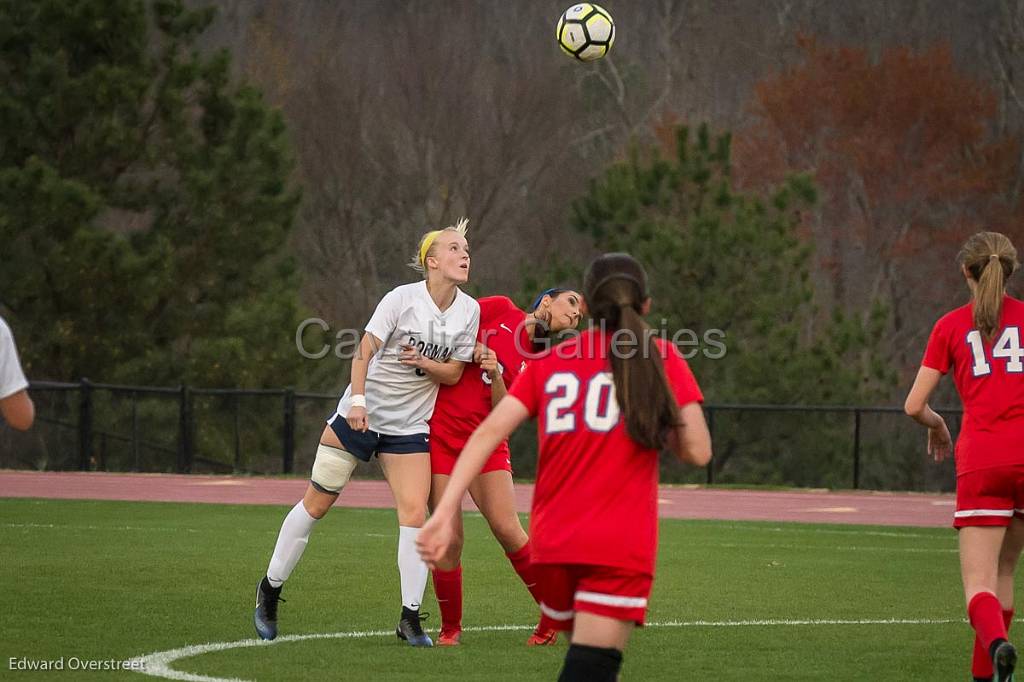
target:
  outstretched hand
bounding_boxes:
[416,513,455,569]
[928,419,952,462]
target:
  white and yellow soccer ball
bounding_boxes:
[556,4,615,62]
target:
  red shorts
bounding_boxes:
[535,564,653,632]
[429,434,512,476]
[954,465,1024,528]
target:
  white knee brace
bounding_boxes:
[310,444,359,493]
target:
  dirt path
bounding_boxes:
[0,470,954,528]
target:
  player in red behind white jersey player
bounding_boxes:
[428,288,582,647]
[419,253,711,681]
[905,231,1024,682]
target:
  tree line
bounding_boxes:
[2,0,1018,487]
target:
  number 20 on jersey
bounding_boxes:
[544,371,621,434]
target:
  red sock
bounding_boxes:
[969,593,1009,657]
[507,541,543,604]
[972,607,1014,679]
[432,565,463,631]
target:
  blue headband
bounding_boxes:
[530,288,568,312]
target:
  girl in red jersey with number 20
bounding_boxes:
[906,232,1024,682]
[419,253,712,682]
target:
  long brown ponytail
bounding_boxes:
[958,232,1019,340]
[584,253,678,450]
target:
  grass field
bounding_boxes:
[2,497,989,680]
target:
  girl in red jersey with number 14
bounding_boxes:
[419,253,711,681]
[906,232,1024,682]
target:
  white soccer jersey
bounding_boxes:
[0,316,28,400]
[334,281,480,435]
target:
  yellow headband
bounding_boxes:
[419,230,443,268]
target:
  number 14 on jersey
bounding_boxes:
[966,327,1024,376]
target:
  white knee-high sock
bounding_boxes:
[266,501,317,587]
[398,526,429,610]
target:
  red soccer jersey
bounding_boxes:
[922,296,1024,475]
[430,296,533,450]
[508,329,704,576]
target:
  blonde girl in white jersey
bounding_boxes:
[254,220,480,647]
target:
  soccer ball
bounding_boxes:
[556,4,615,62]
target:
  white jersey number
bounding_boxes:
[544,372,620,435]
[544,374,579,433]
[966,327,1024,376]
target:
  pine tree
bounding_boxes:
[0,0,303,387]
[517,124,896,486]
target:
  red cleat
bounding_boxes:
[437,627,462,646]
[526,624,558,646]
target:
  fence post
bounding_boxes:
[78,378,93,471]
[178,385,192,473]
[233,393,242,473]
[852,408,861,490]
[705,406,715,485]
[283,389,295,474]
[131,391,140,472]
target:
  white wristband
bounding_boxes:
[350,394,366,408]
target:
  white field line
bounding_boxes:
[6,522,958,557]
[5,524,956,555]
[703,523,949,539]
[2,524,457,542]
[1,522,187,532]
[127,617,964,682]
[3,522,955,543]
[5,523,957,555]
[709,542,957,554]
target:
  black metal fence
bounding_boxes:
[0,380,961,492]
[691,404,960,492]
[1,380,342,478]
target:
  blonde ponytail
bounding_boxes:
[958,232,1019,340]
[975,256,1008,339]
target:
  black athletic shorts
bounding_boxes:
[326,414,429,463]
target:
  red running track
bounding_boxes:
[0,470,955,528]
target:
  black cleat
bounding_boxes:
[395,606,433,647]
[993,640,1018,682]
[253,576,285,641]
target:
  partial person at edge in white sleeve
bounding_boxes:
[0,315,34,431]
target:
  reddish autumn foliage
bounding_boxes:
[731,37,1022,320]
